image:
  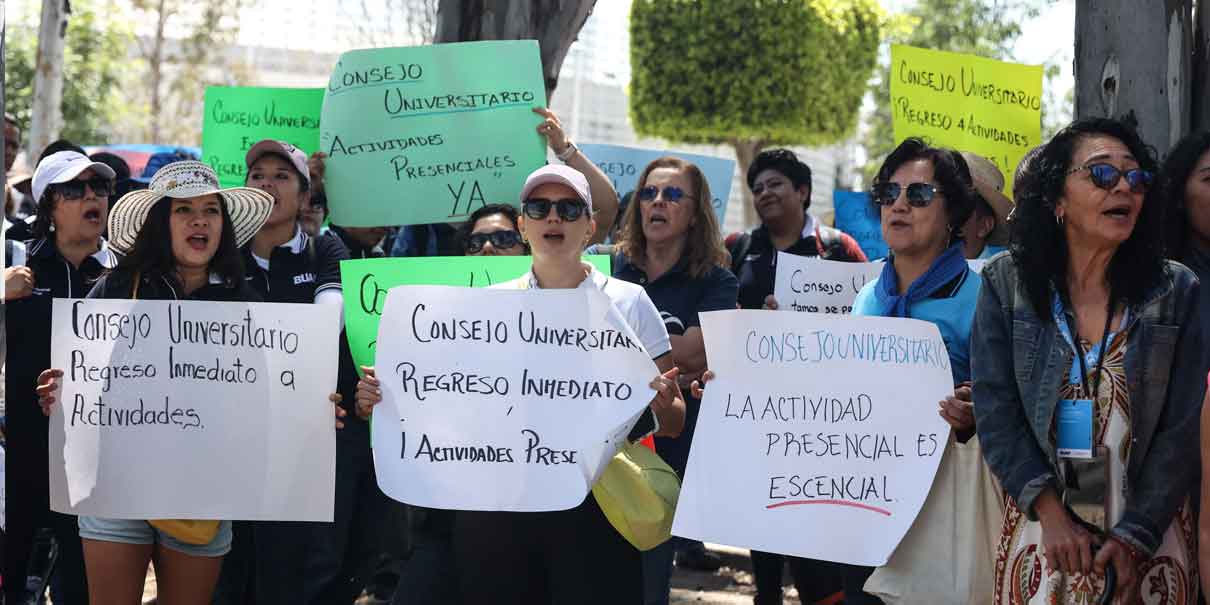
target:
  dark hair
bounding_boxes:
[115,196,247,289]
[1010,117,1165,320]
[246,152,310,193]
[4,113,19,130]
[747,148,813,208]
[456,203,528,254]
[1160,130,1210,261]
[90,152,132,181]
[617,157,729,278]
[871,137,976,243]
[38,139,86,164]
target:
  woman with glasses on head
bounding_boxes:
[3,150,118,604]
[611,157,738,604]
[355,164,686,604]
[845,138,983,604]
[458,203,528,256]
[974,118,1203,604]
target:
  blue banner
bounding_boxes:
[833,190,887,260]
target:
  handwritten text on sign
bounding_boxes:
[339,256,610,371]
[202,86,324,188]
[890,45,1042,198]
[320,41,547,227]
[579,143,735,225]
[372,285,657,511]
[833,191,887,260]
[774,253,883,314]
[672,311,952,566]
[48,299,339,521]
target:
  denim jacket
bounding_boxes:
[972,255,1207,556]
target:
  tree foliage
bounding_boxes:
[5,0,132,148]
[629,0,884,148]
[859,0,1051,182]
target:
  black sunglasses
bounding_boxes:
[466,230,522,253]
[637,185,690,203]
[52,177,113,200]
[522,198,589,222]
[1067,163,1153,193]
[872,182,943,207]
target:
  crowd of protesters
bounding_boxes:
[5,101,1210,605]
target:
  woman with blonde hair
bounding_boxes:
[612,156,738,603]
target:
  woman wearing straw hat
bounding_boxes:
[958,152,1014,261]
[32,161,348,605]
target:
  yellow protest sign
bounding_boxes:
[890,45,1043,197]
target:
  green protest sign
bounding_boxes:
[202,86,324,188]
[319,41,548,228]
[340,255,612,370]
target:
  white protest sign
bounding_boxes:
[48,299,339,521]
[372,285,658,511]
[673,311,953,566]
[773,253,883,314]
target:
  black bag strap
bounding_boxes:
[728,232,752,276]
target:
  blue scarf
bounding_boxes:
[875,242,968,318]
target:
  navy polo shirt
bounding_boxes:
[613,254,739,338]
[613,252,738,476]
[242,228,348,304]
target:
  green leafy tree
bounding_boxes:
[5,0,132,150]
[629,0,884,223]
[860,0,1051,183]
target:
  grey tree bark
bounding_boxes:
[30,0,69,159]
[1075,0,1194,155]
[1194,0,1209,131]
[434,0,597,102]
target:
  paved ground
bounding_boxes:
[134,544,797,605]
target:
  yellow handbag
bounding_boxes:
[128,273,222,546]
[591,441,681,552]
[148,520,222,545]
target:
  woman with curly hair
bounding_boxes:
[1160,131,1210,281]
[973,118,1205,604]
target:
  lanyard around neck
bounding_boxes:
[1063,293,1116,400]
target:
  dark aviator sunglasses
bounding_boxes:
[871,182,943,208]
[522,198,589,222]
[52,177,113,200]
[637,185,690,203]
[465,230,522,253]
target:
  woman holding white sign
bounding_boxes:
[356,164,685,604]
[34,161,347,604]
[974,118,1204,604]
[849,138,984,604]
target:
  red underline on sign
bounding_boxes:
[765,500,892,516]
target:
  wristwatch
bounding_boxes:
[556,141,578,162]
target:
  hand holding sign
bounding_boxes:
[48,299,340,521]
[320,41,548,227]
[673,311,953,566]
[371,285,659,512]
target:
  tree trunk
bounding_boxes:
[732,138,765,231]
[434,0,596,103]
[147,0,167,143]
[30,0,69,158]
[1194,0,1209,131]
[1075,0,1194,156]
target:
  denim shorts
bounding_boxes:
[78,516,232,558]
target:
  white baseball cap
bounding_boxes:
[32,151,117,202]
[519,164,592,212]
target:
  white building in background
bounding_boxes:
[551,0,860,233]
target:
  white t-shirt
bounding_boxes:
[496,263,672,361]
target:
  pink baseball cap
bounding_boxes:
[519,164,592,212]
[245,140,310,186]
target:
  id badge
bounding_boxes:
[1057,399,1094,459]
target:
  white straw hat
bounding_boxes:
[108,160,273,254]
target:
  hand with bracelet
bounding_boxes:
[531,106,619,243]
